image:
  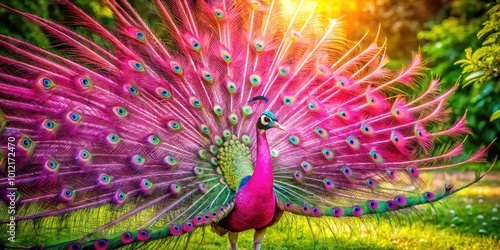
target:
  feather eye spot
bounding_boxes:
[226,81,237,93]
[21,138,31,148]
[333,207,343,217]
[210,157,219,166]
[301,161,313,174]
[193,166,203,175]
[202,71,213,83]
[44,159,60,173]
[148,135,161,145]
[249,74,261,87]
[338,110,350,120]
[314,127,329,138]
[209,145,218,154]
[416,129,422,137]
[214,9,224,19]
[98,174,112,186]
[360,125,374,136]
[170,224,183,236]
[189,38,201,51]
[395,196,407,206]
[213,105,223,116]
[137,229,150,241]
[270,149,280,158]
[94,239,108,249]
[200,124,210,135]
[168,120,182,131]
[322,148,334,161]
[69,243,81,250]
[369,149,384,164]
[423,192,436,201]
[387,169,395,179]
[366,178,376,189]
[291,30,301,40]
[107,134,121,145]
[170,183,181,194]
[368,200,378,210]
[407,165,419,178]
[289,135,300,146]
[60,188,76,202]
[128,60,144,71]
[113,106,129,118]
[42,119,59,132]
[80,77,92,87]
[156,87,172,98]
[198,149,207,160]
[130,154,145,168]
[67,112,82,123]
[140,179,153,191]
[220,50,232,63]
[278,66,287,76]
[135,31,145,40]
[282,96,295,106]
[164,156,177,166]
[342,167,354,179]
[308,102,316,111]
[214,136,223,146]
[121,232,134,244]
[256,43,263,51]
[352,205,363,216]
[241,105,253,117]
[393,108,400,116]
[170,61,183,75]
[324,178,335,190]
[40,77,55,89]
[346,136,360,150]
[293,171,303,183]
[229,114,238,125]
[128,85,139,95]
[242,135,251,145]
[190,97,202,108]
[386,200,397,210]
[302,205,310,214]
[198,183,207,193]
[337,79,345,87]
[222,130,232,139]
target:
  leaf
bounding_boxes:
[490,110,500,122]
[463,71,485,87]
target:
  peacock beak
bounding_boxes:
[273,122,286,131]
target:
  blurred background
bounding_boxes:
[0,0,498,165]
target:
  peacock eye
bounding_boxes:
[260,115,270,125]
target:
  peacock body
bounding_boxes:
[0,0,492,249]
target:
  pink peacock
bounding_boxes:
[0,0,493,249]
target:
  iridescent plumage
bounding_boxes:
[0,0,492,249]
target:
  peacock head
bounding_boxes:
[257,111,285,131]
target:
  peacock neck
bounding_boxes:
[246,129,274,192]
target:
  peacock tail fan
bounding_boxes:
[0,0,493,249]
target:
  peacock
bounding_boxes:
[0,0,494,249]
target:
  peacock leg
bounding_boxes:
[253,227,267,250]
[228,231,239,250]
